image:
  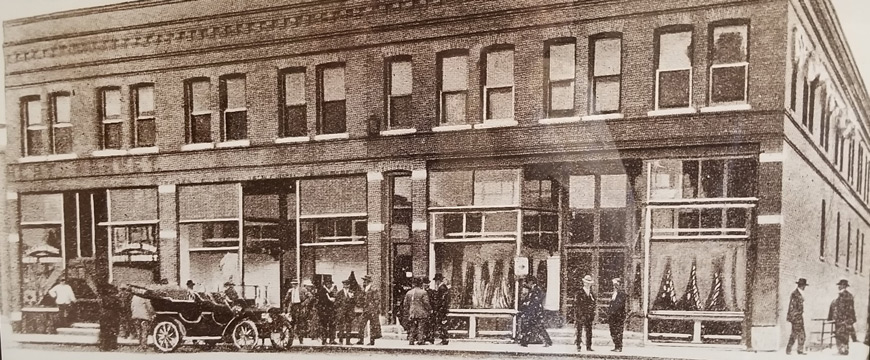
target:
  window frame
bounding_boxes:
[99,87,123,150]
[436,49,470,126]
[219,74,248,142]
[544,37,577,118]
[50,92,73,155]
[278,67,308,138]
[21,96,44,157]
[316,62,348,135]
[185,77,213,144]
[589,33,623,115]
[707,21,750,106]
[132,83,156,148]
[482,45,516,122]
[385,55,414,130]
[654,25,695,110]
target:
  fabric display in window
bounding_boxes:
[439,242,515,309]
[705,259,728,311]
[653,257,677,311]
[650,242,746,312]
[677,259,702,311]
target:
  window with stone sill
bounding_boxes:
[545,38,576,118]
[220,75,247,141]
[317,63,347,135]
[22,96,46,157]
[280,68,308,138]
[101,88,123,150]
[133,84,156,148]
[709,22,749,105]
[387,56,413,130]
[483,46,515,121]
[655,27,693,110]
[186,78,212,144]
[591,34,622,114]
[438,50,469,126]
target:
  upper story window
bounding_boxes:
[100,88,122,150]
[438,50,469,126]
[591,34,622,114]
[220,75,247,141]
[50,93,73,154]
[545,39,576,118]
[387,56,413,130]
[133,84,156,148]
[186,78,212,144]
[22,96,44,156]
[655,27,693,109]
[709,23,749,105]
[280,68,307,138]
[317,63,347,135]
[483,46,515,121]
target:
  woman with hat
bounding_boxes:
[574,275,596,352]
[828,279,856,355]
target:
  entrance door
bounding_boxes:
[563,172,633,322]
[388,175,413,324]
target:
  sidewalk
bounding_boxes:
[8,332,869,360]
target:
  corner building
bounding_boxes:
[2,0,868,351]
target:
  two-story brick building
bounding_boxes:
[1,0,867,351]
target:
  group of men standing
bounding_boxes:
[283,274,382,346]
[786,278,859,356]
[401,273,451,345]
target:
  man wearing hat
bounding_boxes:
[607,278,627,352]
[828,279,856,355]
[284,279,311,345]
[223,281,242,306]
[430,273,451,345]
[404,277,432,345]
[335,279,357,345]
[786,278,808,355]
[315,278,338,345]
[518,276,552,347]
[356,275,382,345]
[574,275,596,352]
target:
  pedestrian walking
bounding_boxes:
[430,273,450,345]
[574,274,596,352]
[315,279,337,345]
[403,277,431,345]
[98,283,123,352]
[785,278,808,355]
[357,275,382,346]
[335,279,356,345]
[131,286,155,351]
[518,277,552,347]
[284,279,311,345]
[48,277,77,327]
[828,279,856,356]
[607,278,627,352]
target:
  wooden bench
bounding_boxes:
[446,309,518,339]
[648,310,744,344]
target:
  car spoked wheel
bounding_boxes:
[270,321,293,350]
[232,320,259,351]
[152,320,183,353]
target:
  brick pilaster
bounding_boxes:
[411,169,429,276]
[158,184,179,284]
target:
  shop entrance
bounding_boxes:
[388,174,413,324]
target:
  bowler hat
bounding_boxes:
[582,275,593,283]
[290,279,299,284]
[186,280,195,286]
[362,275,372,281]
[224,281,235,286]
[796,278,808,286]
[837,279,849,287]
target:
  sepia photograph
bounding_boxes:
[0,0,868,359]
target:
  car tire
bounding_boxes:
[270,320,293,351]
[152,320,183,353]
[232,320,259,351]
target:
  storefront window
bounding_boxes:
[649,158,755,200]
[179,184,242,292]
[20,194,65,307]
[107,188,159,285]
[435,242,515,309]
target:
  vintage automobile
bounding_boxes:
[128,285,292,353]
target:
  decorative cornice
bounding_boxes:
[6,0,449,65]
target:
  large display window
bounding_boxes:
[105,188,160,285]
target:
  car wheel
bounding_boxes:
[270,320,293,351]
[152,320,183,353]
[232,320,259,351]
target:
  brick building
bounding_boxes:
[1,0,867,351]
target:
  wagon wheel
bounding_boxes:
[270,320,293,351]
[232,320,259,351]
[152,320,183,353]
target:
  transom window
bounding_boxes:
[280,68,307,138]
[591,35,622,114]
[220,75,247,141]
[317,63,347,135]
[387,57,413,130]
[438,51,469,126]
[483,47,515,121]
[429,169,520,208]
[656,28,693,109]
[545,39,576,118]
[186,78,212,144]
[101,88,122,150]
[709,23,749,104]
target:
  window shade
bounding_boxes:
[284,71,306,105]
[391,60,413,96]
[594,38,622,76]
[300,176,366,216]
[549,43,576,81]
[322,66,346,102]
[102,90,121,118]
[441,55,468,92]
[109,188,158,222]
[658,31,692,70]
[26,100,42,126]
[137,86,155,116]
[224,77,246,109]
[178,183,240,221]
[486,49,514,87]
[191,80,211,112]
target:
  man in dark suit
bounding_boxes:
[335,279,356,345]
[315,279,337,345]
[785,278,808,355]
[356,275,382,346]
[518,277,552,347]
[429,273,451,345]
[607,278,627,352]
[403,277,431,345]
[828,279,856,355]
[574,275,596,352]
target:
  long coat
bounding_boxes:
[403,287,431,320]
[787,289,804,323]
[520,285,545,320]
[335,288,356,323]
[607,290,627,325]
[828,290,856,326]
[359,285,380,315]
[431,283,450,317]
[574,287,597,323]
